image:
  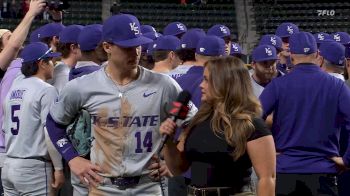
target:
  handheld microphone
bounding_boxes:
[159,90,191,151]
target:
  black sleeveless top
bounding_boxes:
[184,116,271,192]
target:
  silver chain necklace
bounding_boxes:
[105,67,138,98]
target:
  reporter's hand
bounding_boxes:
[159,118,177,137]
[51,170,65,189]
[27,0,46,17]
[147,155,173,181]
[68,156,103,187]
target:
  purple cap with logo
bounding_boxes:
[102,14,153,48]
[230,42,243,55]
[313,32,332,44]
[331,32,350,45]
[141,25,162,40]
[59,25,84,44]
[163,22,187,36]
[319,41,345,66]
[78,24,103,51]
[141,25,157,34]
[207,24,231,38]
[252,44,278,62]
[275,22,299,38]
[259,34,283,51]
[152,35,180,51]
[289,32,317,55]
[20,42,61,63]
[180,28,206,49]
[196,35,225,56]
[29,28,42,43]
[39,23,66,39]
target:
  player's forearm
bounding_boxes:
[0,12,36,70]
[163,141,189,175]
[44,127,63,170]
[46,114,80,162]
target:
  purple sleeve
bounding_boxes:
[338,84,350,167]
[46,113,79,162]
[259,81,277,120]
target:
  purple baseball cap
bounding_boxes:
[152,35,181,51]
[141,25,162,40]
[196,35,225,56]
[275,22,299,38]
[78,24,103,51]
[102,14,152,48]
[252,44,278,62]
[289,32,317,55]
[259,34,283,51]
[146,43,154,56]
[20,42,61,63]
[230,42,243,55]
[141,41,153,53]
[180,28,206,49]
[331,32,350,45]
[207,24,231,38]
[319,41,345,66]
[38,23,66,39]
[313,32,332,44]
[143,32,162,40]
[163,22,187,36]
[141,25,157,34]
[59,25,84,44]
[29,28,42,43]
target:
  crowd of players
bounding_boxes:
[0,0,350,196]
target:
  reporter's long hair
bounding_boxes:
[187,56,262,160]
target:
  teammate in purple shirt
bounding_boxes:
[260,32,350,195]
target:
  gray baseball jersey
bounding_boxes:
[50,66,197,177]
[49,61,70,93]
[250,76,265,98]
[2,77,58,159]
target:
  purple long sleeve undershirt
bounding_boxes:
[46,113,79,162]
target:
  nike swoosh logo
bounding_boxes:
[143,92,156,97]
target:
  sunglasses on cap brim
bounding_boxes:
[37,48,53,61]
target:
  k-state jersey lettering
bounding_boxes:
[50,66,197,177]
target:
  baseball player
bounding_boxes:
[152,35,182,74]
[207,24,231,55]
[69,24,106,81]
[2,42,64,195]
[51,24,83,92]
[168,28,206,79]
[275,22,299,73]
[47,14,197,195]
[163,22,187,38]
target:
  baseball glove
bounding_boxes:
[66,109,93,156]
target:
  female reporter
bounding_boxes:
[160,56,276,196]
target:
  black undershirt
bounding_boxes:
[184,116,271,193]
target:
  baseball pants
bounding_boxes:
[1,157,53,196]
[71,171,88,196]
